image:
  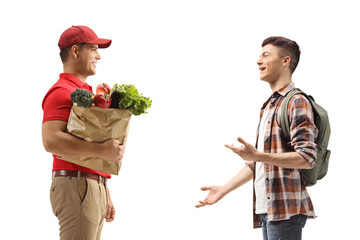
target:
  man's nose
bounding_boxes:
[257,57,262,66]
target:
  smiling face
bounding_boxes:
[76,44,101,77]
[257,44,289,84]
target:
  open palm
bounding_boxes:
[195,186,225,208]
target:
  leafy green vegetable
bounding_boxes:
[70,88,94,107]
[110,84,152,116]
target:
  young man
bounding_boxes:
[42,25,124,240]
[196,37,318,240]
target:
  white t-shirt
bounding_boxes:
[255,104,271,214]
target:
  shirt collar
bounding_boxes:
[276,82,295,97]
[59,73,88,88]
[59,73,92,91]
[262,82,296,108]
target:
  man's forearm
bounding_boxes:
[42,120,124,163]
[43,130,103,159]
[223,165,253,194]
[253,151,311,169]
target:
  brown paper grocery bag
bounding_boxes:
[58,105,132,175]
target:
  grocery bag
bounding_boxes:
[58,105,132,175]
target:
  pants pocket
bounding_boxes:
[77,178,89,206]
[291,214,307,228]
[50,178,64,217]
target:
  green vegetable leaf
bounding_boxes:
[111,84,152,116]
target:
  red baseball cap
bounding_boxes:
[58,25,112,50]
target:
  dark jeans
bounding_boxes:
[260,214,307,240]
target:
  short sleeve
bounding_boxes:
[42,87,73,124]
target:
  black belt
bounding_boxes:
[52,170,107,185]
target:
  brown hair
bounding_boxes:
[59,43,85,63]
[262,36,301,74]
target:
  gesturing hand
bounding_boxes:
[225,137,258,161]
[195,186,226,208]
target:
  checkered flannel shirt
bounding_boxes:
[246,82,318,228]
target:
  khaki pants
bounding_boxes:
[50,176,107,240]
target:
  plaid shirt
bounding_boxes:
[246,82,318,228]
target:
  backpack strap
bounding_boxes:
[280,89,309,141]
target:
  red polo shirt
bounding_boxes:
[42,73,111,178]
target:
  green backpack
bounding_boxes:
[280,89,331,187]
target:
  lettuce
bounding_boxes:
[110,84,152,116]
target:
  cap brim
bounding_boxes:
[87,38,112,48]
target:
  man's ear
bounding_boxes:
[282,56,291,68]
[69,45,80,59]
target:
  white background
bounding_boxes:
[1,0,359,239]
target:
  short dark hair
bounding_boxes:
[59,43,85,63]
[262,36,301,74]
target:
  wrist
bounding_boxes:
[253,151,266,163]
[88,141,105,159]
[106,186,111,198]
[222,183,234,195]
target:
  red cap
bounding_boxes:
[58,25,112,50]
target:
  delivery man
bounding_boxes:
[42,25,124,240]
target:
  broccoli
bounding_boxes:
[70,88,94,107]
